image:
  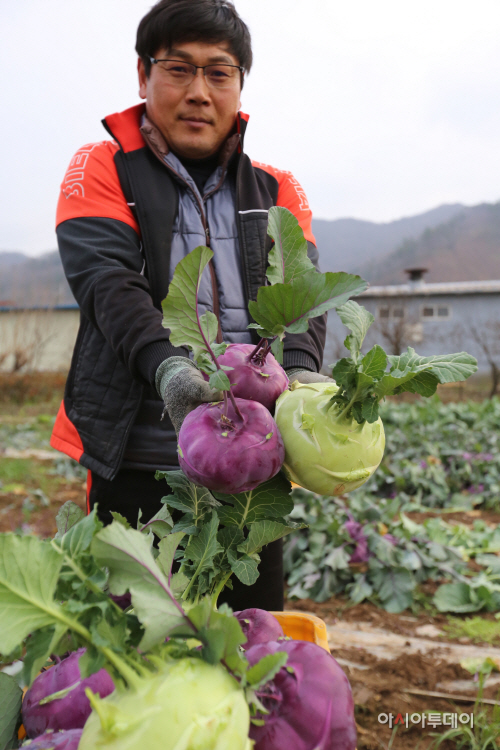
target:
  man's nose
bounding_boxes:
[185,69,211,103]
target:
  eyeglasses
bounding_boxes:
[148,57,244,89]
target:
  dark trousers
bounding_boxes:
[88,469,284,611]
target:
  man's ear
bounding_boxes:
[138,57,147,100]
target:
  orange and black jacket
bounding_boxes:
[51,104,326,480]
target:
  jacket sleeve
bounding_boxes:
[56,142,185,384]
[252,162,327,372]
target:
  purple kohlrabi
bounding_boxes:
[177,397,285,494]
[233,609,284,649]
[215,343,289,411]
[21,729,83,749]
[246,640,357,750]
[344,519,371,563]
[22,649,115,738]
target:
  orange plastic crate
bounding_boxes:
[271,611,330,652]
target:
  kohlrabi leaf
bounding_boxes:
[91,522,190,651]
[22,623,67,686]
[361,345,387,379]
[55,501,85,539]
[183,512,223,578]
[161,245,217,358]
[57,508,103,558]
[238,520,304,556]
[227,549,260,586]
[157,531,185,580]
[209,369,232,391]
[266,206,315,285]
[270,337,284,363]
[156,470,220,522]
[139,504,173,540]
[187,601,248,674]
[248,272,368,337]
[212,474,293,528]
[0,672,22,750]
[336,301,374,362]
[246,651,288,689]
[0,535,65,654]
[388,348,478,384]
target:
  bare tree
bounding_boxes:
[372,301,423,356]
[469,322,500,397]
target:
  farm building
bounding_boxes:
[325,270,500,375]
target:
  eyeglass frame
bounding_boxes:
[148,56,244,86]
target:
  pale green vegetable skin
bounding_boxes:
[79,658,252,750]
[275,382,385,495]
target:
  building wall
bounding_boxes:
[0,308,79,372]
[324,292,500,372]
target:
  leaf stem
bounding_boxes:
[211,572,233,609]
[249,338,266,360]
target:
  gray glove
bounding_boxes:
[286,368,335,385]
[156,357,222,434]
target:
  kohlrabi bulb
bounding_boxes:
[79,658,251,750]
[177,398,285,494]
[274,382,385,496]
[216,344,289,411]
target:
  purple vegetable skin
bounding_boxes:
[246,640,357,750]
[215,344,289,411]
[177,398,285,493]
[22,729,83,749]
[22,649,114,738]
[234,609,284,648]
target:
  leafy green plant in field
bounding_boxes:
[284,488,500,613]
[443,615,500,645]
[365,397,500,511]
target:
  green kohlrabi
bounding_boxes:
[275,381,385,496]
[274,301,477,496]
[80,658,252,750]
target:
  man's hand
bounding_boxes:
[156,357,222,434]
[286,368,335,386]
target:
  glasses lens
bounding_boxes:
[204,65,239,88]
[161,61,195,85]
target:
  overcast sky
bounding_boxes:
[2,0,500,256]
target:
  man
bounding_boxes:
[51,0,327,610]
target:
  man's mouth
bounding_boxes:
[179,116,212,127]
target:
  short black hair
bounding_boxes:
[136,0,252,81]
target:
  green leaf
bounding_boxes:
[157,532,185,579]
[0,672,22,750]
[110,512,130,528]
[266,206,315,285]
[78,645,106,679]
[158,470,220,521]
[330,358,357,386]
[55,501,85,539]
[433,583,484,613]
[376,568,414,613]
[91,523,189,651]
[336,301,374,362]
[59,509,103,558]
[184,512,223,575]
[246,652,288,688]
[361,345,387,379]
[209,369,232,391]
[227,550,259,586]
[187,601,248,674]
[239,520,300,556]
[361,397,380,423]
[213,474,293,528]
[0,535,64,654]
[270,337,284,363]
[22,623,67,686]
[248,272,368,337]
[141,504,173,540]
[161,245,217,358]
[218,526,245,551]
[324,546,350,571]
[388,348,478,384]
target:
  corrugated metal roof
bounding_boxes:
[360,279,500,297]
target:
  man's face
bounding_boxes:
[138,41,242,159]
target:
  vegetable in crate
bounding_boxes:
[246,640,357,750]
[234,608,285,648]
[275,301,477,495]
[22,648,115,738]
